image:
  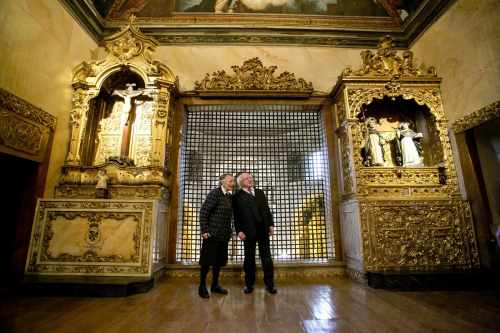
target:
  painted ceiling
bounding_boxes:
[62,0,454,47]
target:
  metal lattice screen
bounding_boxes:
[176,105,334,264]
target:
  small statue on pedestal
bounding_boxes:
[395,122,423,166]
[95,169,110,199]
[362,117,386,166]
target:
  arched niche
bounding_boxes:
[79,68,155,167]
[356,96,444,168]
[58,16,177,200]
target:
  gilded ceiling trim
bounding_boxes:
[194,57,314,97]
[59,0,455,47]
[452,100,500,133]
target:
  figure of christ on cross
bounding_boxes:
[112,83,145,158]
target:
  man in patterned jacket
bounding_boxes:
[198,173,234,298]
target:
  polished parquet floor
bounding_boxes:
[1,277,499,333]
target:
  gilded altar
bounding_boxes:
[332,36,480,278]
[25,16,176,279]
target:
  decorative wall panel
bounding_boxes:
[26,199,160,277]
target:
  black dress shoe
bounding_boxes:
[211,285,228,294]
[243,286,254,294]
[265,286,277,294]
[198,284,209,298]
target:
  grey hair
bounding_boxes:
[219,173,233,185]
[236,172,251,187]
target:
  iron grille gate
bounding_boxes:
[176,105,334,264]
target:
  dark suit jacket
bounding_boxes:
[233,188,274,239]
[199,187,233,242]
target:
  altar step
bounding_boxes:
[164,262,347,281]
[21,272,163,297]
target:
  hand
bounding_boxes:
[269,226,274,236]
[238,231,246,240]
[202,233,209,239]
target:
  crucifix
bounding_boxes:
[112,83,145,158]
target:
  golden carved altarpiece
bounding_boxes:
[332,36,480,275]
[26,16,175,278]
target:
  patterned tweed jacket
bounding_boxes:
[199,187,233,242]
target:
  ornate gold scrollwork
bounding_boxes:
[360,200,480,271]
[26,200,155,276]
[0,88,55,162]
[452,100,500,133]
[333,36,478,276]
[194,57,314,97]
[61,15,177,199]
[342,36,437,78]
[0,87,56,130]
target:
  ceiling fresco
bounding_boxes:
[63,0,453,47]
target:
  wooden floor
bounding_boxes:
[1,277,499,333]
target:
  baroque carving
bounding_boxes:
[342,36,436,78]
[338,85,459,197]
[452,100,500,133]
[360,200,480,271]
[0,88,54,162]
[58,164,166,186]
[65,15,176,191]
[0,111,44,155]
[332,35,476,276]
[0,87,56,130]
[41,211,142,263]
[25,199,158,276]
[194,57,313,96]
[55,185,166,201]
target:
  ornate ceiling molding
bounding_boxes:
[59,0,456,47]
[452,101,500,133]
[193,57,314,97]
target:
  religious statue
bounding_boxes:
[112,83,145,160]
[362,117,386,166]
[112,83,145,120]
[95,169,110,198]
[395,122,423,167]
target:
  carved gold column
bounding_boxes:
[66,87,97,165]
[150,83,175,168]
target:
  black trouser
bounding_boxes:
[243,231,274,288]
[200,264,221,288]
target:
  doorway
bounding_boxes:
[0,152,39,285]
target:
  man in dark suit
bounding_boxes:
[233,172,277,294]
[198,174,234,298]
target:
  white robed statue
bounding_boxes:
[396,122,423,166]
[363,117,385,166]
